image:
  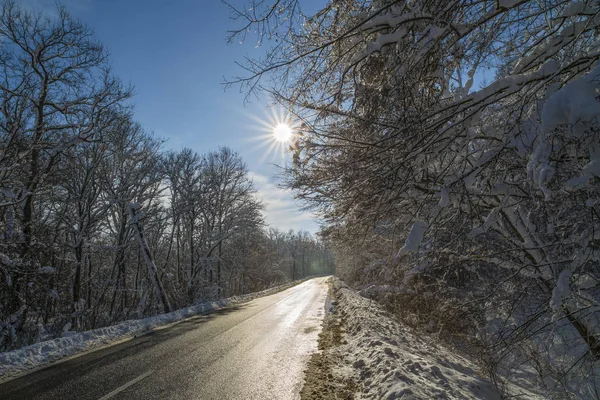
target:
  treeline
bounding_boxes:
[0,2,333,352]
[230,0,600,397]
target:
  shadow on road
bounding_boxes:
[0,304,249,397]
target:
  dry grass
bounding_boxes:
[300,282,357,400]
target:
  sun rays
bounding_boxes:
[243,106,301,166]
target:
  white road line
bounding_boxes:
[97,370,154,400]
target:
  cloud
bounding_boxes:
[248,171,319,233]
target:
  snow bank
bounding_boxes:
[0,279,306,383]
[330,279,541,399]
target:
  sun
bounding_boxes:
[273,123,293,143]
[241,105,302,165]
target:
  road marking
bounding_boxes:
[97,370,154,400]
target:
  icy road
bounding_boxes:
[0,277,329,400]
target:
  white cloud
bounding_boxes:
[248,171,319,233]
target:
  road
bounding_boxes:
[0,277,330,400]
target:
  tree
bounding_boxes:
[127,202,171,313]
[0,1,130,256]
[162,148,204,303]
[100,117,164,321]
[0,0,333,355]
[0,1,130,349]
[199,147,263,297]
[53,138,110,329]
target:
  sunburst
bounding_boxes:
[243,106,301,166]
[273,123,293,143]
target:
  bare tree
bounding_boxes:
[100,117,164,321]
[0,0,334,355]
[0,1,130,349]
[198,147,263,297]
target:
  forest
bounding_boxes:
[0,1,333,353]
[1,0,600,397]
[226,0,600,397]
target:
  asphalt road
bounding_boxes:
[0,277,330,400]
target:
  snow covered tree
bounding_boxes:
[99,117,165,322]
[0,0,334,354]
[0,0,130,349]
[162,148,205,303]
[229,0,600,395]
[198,147,264,297]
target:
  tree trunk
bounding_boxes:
[72,237,83,329]
[128,204,171,313]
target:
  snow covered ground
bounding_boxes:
[317,279,542,399]
[0,279,307,383]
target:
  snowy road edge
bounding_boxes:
[327,278,542,399]
[0,278,310,383]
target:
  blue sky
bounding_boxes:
[24,0,322,233]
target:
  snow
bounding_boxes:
[565,174,591,190]
[512,21,587,74]
[330,279,541,399]
[438,186,449,207]
[127,202,141,210]
[526,63,600,196]
[559,2,598,19]
[0,279,307,382]
[483,208,499,231]
[550,270,572,313]
[37,266,55,274]
[365,29,406,54]
[397,221,427,255]
[582,155,600,178]
[541,63,600,136]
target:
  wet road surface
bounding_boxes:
[0,277,330,400]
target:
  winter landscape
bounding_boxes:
[0,0,599,399]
